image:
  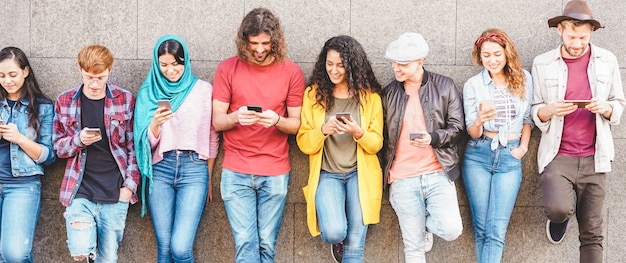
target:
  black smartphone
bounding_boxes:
[157,100,172,111]
[247,105,263,113]
[84,127,101,136]
[335,112,351,124]
[410,132,425,140]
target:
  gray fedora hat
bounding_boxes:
[548,0,603,30]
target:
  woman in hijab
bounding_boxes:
[134,35,219,263]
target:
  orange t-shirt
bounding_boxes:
[388,87,442,183]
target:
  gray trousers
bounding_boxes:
[541,155,605,263]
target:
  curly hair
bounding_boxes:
[308,35,381,111]
[236,7,286,63]
[472,28,526,99]
[0,47,52,137]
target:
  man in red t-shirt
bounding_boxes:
[212,7,305,263]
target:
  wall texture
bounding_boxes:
[2,0,626,262]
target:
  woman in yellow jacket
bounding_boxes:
[296,35,383,263]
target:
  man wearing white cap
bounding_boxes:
[531,0,625,262]
[381,32,464,262]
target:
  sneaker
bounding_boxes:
[424,232,434,252]
[546,219,569,244]
[331,241,344,263]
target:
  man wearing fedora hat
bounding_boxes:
[381,32,464,262]
[531,0,625,262]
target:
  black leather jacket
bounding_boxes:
[381,69,465,181]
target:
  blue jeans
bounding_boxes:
[316,170,367,263]
[64,198,129,263]
[148,150,208,263]
[463,136,522,263]
[0,180,40,263]
[389,171,462,263]
[220,168,289,263]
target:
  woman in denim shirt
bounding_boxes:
[462,29,533,263]
[0,47,54,262]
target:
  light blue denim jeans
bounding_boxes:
[64,197,129,263]
[389,171,462,263]
[0,180,40,263]
[148,150,208,263]
[316,169,367,263]
[220,168,288,263]
[463,136,522,263]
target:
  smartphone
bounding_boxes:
[564,99,591,108]
[410,132,426,140]
[247,105,263,113]
[157,100,172,111]
[480,99,495,111]
[335,112,351,124]
[84,127,101,136]
[0,120,4,125]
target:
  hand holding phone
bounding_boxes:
[480,99,495,111]
[84,127,102,136]
[247,105,263,113]
[410,132,425,140]
[335,112,351,124]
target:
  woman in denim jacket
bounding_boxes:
[0,47,55,262]
[462,29,533,263]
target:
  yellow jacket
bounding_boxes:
[296,85,384,236]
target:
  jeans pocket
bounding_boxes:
[189,152,207,165]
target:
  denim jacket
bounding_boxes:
[0,97,55,176]
[463,69,534,150]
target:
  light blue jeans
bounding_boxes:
[0,180,40,263]
[316,170,367,263]
[148,150,208,263]
[64,197,129,263]
[463,136,522,263]
[389,171,462,263]
[220,168,288,263]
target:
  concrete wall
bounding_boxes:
[2,0,625,262]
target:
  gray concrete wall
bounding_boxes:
[2,0,625,262]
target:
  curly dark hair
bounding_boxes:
[236,7,286,63]
[0,47,51,137]
[308,35,381,111]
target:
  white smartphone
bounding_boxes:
[480,99,495,111]
[157,100,172,111]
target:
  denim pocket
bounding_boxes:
[189,152,207,165]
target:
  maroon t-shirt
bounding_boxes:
[559,47,596,157]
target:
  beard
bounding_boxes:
[562,44,587,58]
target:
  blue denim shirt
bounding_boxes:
[0,97,55,177]
[463,69,534,149]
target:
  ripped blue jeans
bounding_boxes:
[64,197,129,263]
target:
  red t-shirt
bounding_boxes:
[213,56,305,175]
[559,47,596,157]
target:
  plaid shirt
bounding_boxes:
[53,84,139,206]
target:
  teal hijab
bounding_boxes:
[134,35,198,216]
